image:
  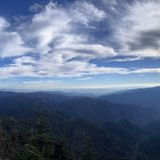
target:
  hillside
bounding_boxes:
[101,86,160,109]
[0,90,160,159]
[0,92,159,125]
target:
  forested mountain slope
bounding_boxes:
[0,92,159,125]
[0,90,160,159]
[101,86,160,109]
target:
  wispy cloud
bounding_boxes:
[112,0,160,58]
[0,0,160,81]
[0,17,32,58]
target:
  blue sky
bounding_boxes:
[0,0,160,90]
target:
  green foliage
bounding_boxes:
[54,140,73,160]
[0,104,160,160]
[80,137,97,160]
[0,117,73,160]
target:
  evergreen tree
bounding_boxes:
[80,137,97,160]
[54,140,74,160]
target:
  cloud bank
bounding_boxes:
[0,0,160,79]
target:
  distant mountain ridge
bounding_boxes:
[0,90,159,125]
[101,86,160,109]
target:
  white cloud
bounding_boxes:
[13,56,36,65]
[0,56,36,79]
[23,80,59,85]
[0,17,10,30]
[0,65,34,79]
[1,55,160,80]
[0,1,160,81]
[114,0,160,58]
[55,44,117,60]
[12,1,116,78]
[77,77,93,81]
[131,68,160,74]
[0,17,32,58]
[71,1,106,26]
[20,1,108,56]
[0,31,32,57]
[15,80,59,90]
[21,2,71,54]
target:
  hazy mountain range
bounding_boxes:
[0,86,160,125]
[101,86,160,109]
[1,86,160,160]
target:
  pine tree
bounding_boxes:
[54,140,74,160]
[80,137,97,160]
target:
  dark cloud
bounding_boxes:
[128,30,160,51]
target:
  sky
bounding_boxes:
[0,0,160,91]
